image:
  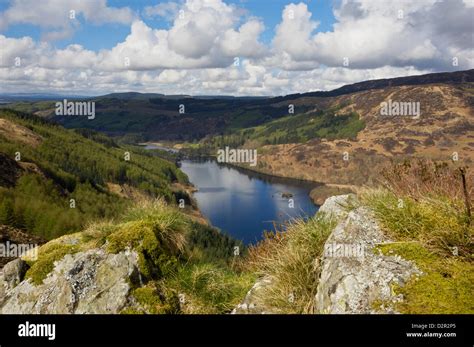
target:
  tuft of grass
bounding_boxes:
[362,188,472,258]
[161,263,255,314]
[245,214,336,313]
[118,199,188,253]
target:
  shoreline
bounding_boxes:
[141,142,356,205]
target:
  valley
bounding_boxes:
[0,69,473,315]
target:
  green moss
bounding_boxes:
[131,286,163,314]
[25,243,80,285]
[133,286,161,306]
[106,221,155,253]
[377,242,474,314]
[106,221,179,280]
[128,284,181,314]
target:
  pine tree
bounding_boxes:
[0,198,16,226]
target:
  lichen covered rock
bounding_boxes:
[233,194,420,314]
[315,206,421,313]
[0,248,140,314]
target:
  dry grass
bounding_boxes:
[364,159,473,258]
[245,215,336,313]
[379,159,473,205]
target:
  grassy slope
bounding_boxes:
[243,160,473,314]
[193,108,365,154]
[24,199,253,314]
[359,161,473,313]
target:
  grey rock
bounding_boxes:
[1,258,28,289]
[231,276,273,314]
[317,194,357,221]
[0,258,28,306]
[0,248,140,314]
[315,207,420,314]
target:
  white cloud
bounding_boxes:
[157,69,187,83]
[220,19,267,58]
[0,0,135,40]
[144,1,181,19]
[271,0,474,70]
[273,3,319,62]
[0,0,472,96]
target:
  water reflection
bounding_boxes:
[180,159,319,245]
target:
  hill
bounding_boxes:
[2,69,473,194]
[0,109,191,240]
[1,69,471,143]
[191,70,474,193]
[0,109,255,314]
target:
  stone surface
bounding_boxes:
[231,277,273,314]
[317,194,356,221]
[0,248,140,314]
[233,194,420,314]
[1,258,27,289]
[0,258,28,306]
[315,206,420,314]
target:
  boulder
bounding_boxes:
[315,206,420,313]
[0,248,140,314]
[317,194,356,220]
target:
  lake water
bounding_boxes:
[179,159,319,245]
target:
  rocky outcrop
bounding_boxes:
[315,203,421,313]
[0,247,141,314]
[234,194,420,314]
[309,185,356,206]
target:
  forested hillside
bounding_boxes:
[0,109,188,239]
[0,110,253,314]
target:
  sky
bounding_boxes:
[0,0,473,96]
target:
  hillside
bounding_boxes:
[2,70,473,202]
[191,73,474,199]
[0,109,192,240]
[0,109,253,314]
[2,161,471,314]
[2,69,471,143]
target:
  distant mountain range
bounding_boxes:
[3,69,471,103]
[1,69,473,146]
